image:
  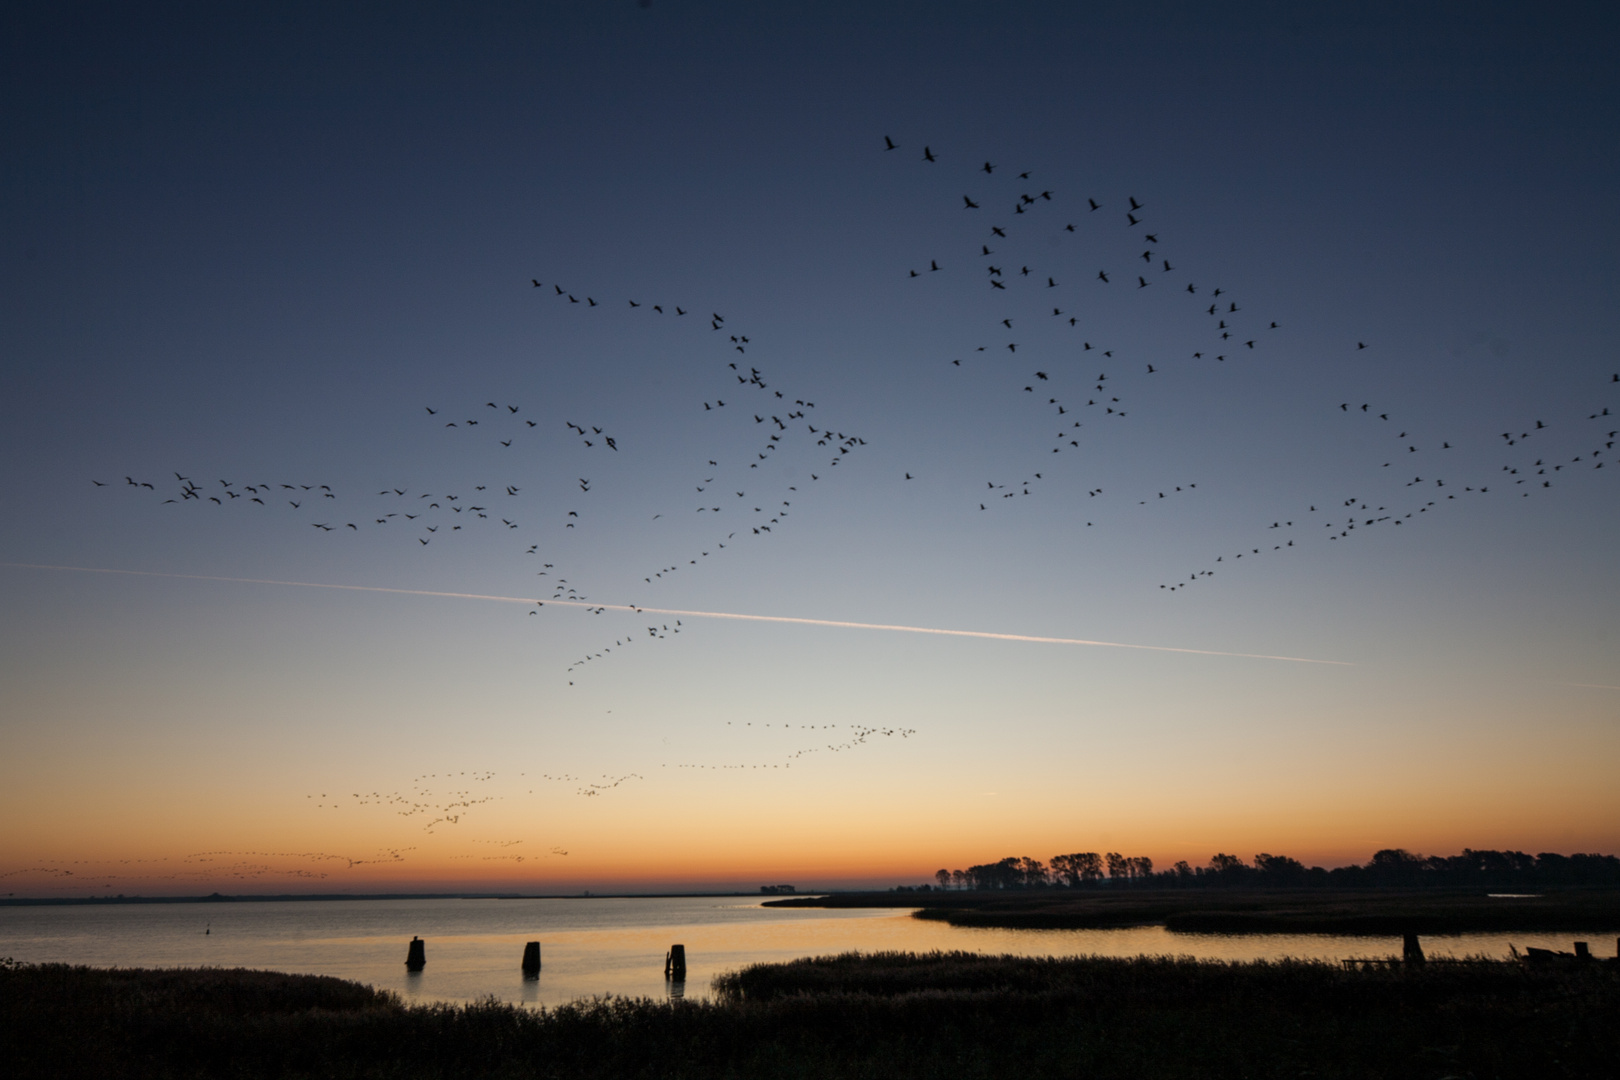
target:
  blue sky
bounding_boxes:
[2,1,1618,893]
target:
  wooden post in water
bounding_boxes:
[665,943,686,980]
[522,941,542,976]
[1402,933,1424,965]
[405,936,426,971]
[1573,941,1590,959]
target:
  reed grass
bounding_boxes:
[4,952,1616,1078]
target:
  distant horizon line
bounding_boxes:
[0,890,815,907]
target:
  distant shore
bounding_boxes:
[6,953,1616,1079]
[0,890,783,907]
[766,887,1620,935]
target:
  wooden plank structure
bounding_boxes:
[521,941,541,976]
[664,943,686,980]
[1522,940,1606,962]
[1344,936,1620,969]
[1341,932,1424,969]
[405,936,426,971]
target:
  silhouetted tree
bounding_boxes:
[1050,852,1103,886]
[949,847,1619,893]
[1471,849,1536,876]
[1254,853,1305,882]
[968,857,1026,889]
[1367,848,1424,885]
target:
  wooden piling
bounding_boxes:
[405,936,426,971]
[1573,941,1590,959]
[664,943,686,980]
[521,941,542,976]
[1402,932,1424,964]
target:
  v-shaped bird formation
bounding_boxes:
[86,133,1617,828]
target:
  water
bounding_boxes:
[0,896,1606,1008]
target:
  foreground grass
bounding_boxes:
[769,887,1620,934]
[4,953,1618,1078]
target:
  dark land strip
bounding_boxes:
[765,888,1620,934]
[5,953,1618,1079]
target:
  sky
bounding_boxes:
[2,1,1618,896]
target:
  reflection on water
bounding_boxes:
[0,896,1608,1008]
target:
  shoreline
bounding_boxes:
[766,886,1620,935]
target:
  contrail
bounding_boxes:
[2,562,1353,666]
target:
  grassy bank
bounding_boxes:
[5,953,1619,1078]
[768,887,1620,934]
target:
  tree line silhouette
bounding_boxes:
[925,848,1620,891]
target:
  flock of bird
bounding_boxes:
[670,723,917,771]
[1,848,417,890]
[81,132,1617,864]
[98,268,884,693]
[304,769,647,829]
[871,136,1616,591]
[280,717,922,840]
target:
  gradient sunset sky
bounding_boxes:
[3,1,1618,896]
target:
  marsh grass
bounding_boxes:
[4,953,1617,1078]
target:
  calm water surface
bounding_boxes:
[0,897,1605,1008]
